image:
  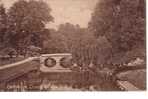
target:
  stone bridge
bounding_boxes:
[39,53,73,72]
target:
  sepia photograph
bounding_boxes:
[0,0,146,92]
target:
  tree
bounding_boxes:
[58,23,87,52]
[0,4,7,43]
[89,0,146,54]
[42,29,68,54]
[6,0,54,54]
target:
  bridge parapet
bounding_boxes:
[0,57,39,83]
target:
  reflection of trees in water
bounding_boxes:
[2,69,121,91]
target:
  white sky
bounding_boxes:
[0,0,98,29]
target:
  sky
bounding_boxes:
[0,0,98,29]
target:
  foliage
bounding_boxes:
[42,29,67,54]
[57,23,112,66]
[0,4,7,43]
[5,0,53,54]
[89,0,146,53]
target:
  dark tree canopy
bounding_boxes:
[57,23,112,66]
[0,4,7,43]
[8,0,53,33]
[5,0,54,53]
[89,0,146,53]
[42,28,68,54]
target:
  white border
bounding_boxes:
[0,0,147,99]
